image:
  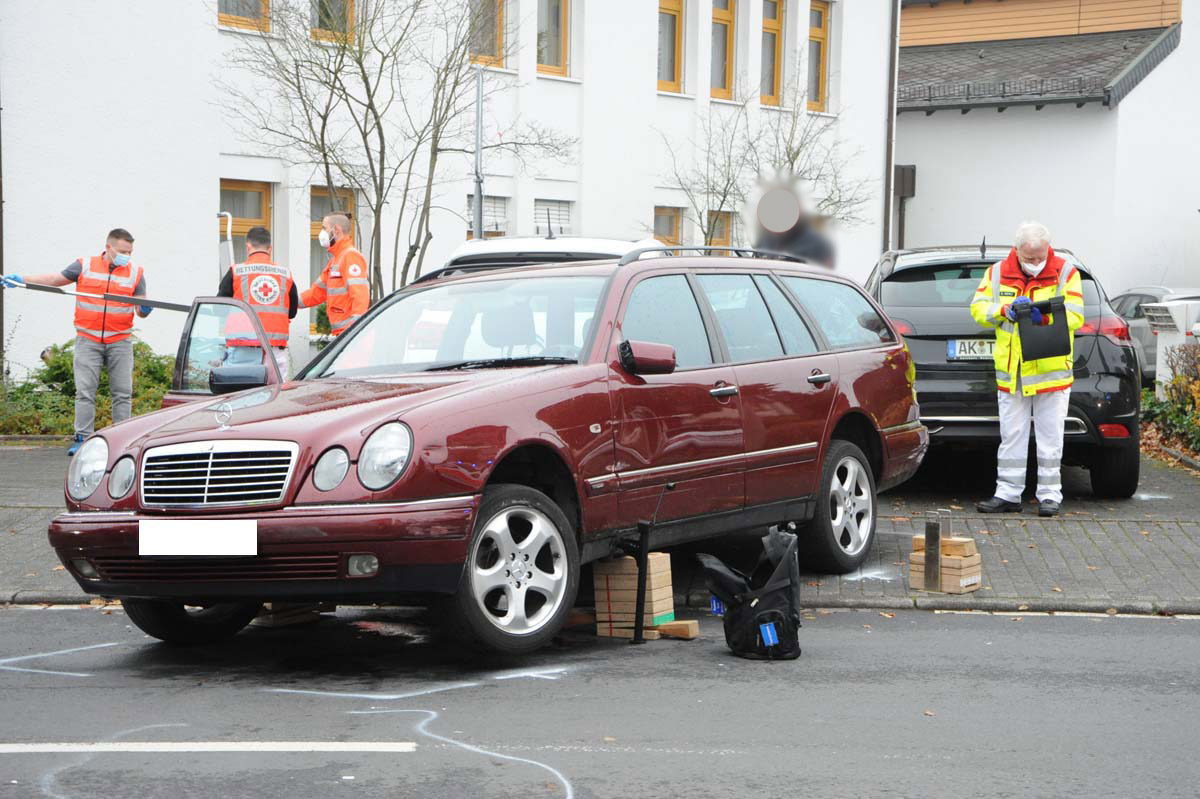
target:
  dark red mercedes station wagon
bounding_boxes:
[50,249,927,653]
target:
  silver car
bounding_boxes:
[1109,286,1200,384]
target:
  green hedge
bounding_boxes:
[0,338,175,435]
[1142,341,1200,453]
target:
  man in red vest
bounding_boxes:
[300,213,370,336]
[2,228,150,455]
[217,226,298,378]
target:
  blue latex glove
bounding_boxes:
[1,274,24,288]
[139,304,153,316]
[1030,306,1043,325]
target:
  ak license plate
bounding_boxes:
[947,339,995,361]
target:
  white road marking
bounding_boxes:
[841,568,896,583]
[266,682,479,701]
[4,742,416,754]
[0,642,123,678]
[349,709,573,799]
[492,666,569,681]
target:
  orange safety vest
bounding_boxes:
[73,255,144,344]
[229,252,294,347]
[301,237,370,336]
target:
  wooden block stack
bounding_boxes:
[909,535,982,594]
[593,552,674,639]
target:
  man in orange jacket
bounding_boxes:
[301,213,370,336]
[2,228,150,455]
[217,226,298,378]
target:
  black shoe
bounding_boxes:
[1038,500,1060,517]
[976,496,1022,513]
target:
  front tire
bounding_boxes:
[799,440,878,574]
[122,599,262,645]
[445,484,579,654]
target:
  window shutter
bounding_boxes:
[534,199,573,235]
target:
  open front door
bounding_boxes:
[160,297,283,408]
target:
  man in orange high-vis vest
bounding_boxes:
[2,228,150,455]
[300,213,370,336]
[217,226,298,379]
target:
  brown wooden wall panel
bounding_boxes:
[901,0,1181,46]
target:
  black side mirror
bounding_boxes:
[209,365,268,395]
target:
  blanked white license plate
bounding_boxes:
[947,338,995,360]
[138,519,257,556]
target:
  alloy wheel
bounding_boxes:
[828,455,874,557]
[469,506,568,635]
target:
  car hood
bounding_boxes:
[110,371,539,452]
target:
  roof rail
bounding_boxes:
[616,245,810,267]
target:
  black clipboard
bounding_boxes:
[1014,296,1070,360]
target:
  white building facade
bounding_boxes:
[894,0,1198,295]
[0,0,895,379]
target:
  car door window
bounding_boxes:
[754,275,818,355]
[621,274,713,368]
[1112,295,1135,318]
[782,276,895,349]
[174,301,270,393]
[696,274,784,362]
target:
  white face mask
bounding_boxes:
[1020,259,1047,277]
[318,229,333,249]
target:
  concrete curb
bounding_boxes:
[5,589,92,605]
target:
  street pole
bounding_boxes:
[472,64,484,239]
[0,64,6,381]
[881,0,902,252]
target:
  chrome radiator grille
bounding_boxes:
[140,440,299,508]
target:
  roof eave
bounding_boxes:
[1104,23,1181,107]
[898,95,1107,114]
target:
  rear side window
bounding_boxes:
[622,275,714,368]
[782,277,895,349]
[754,275,818,356]
[696,274,784,362]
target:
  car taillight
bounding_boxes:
[1098,423,1130,439]
[1077,315,1130,344]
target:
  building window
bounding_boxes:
[311,0,354,42]
[466,195,510,238]
[537,0,569,76]
[711,0,735,100]
[808,0,829,111]
[218,179,272,273]
[707,209,732,251]
[219,0,269,31]
[761,0,783,105]
[535,199,573,236]
[470,0,505,67]
[654,206,682,245]
[658,0,684,93]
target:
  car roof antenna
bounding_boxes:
[545,208,556,240]
[980,236,986,260]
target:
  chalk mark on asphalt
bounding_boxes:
[0,642,123,678]
[38,723,188,799]
[266,682,480,701]
[347,708,575,799]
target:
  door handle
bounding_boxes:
[709,385,739,398]
[807,372,832,386]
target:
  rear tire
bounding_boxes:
[1089,432,1140,499]
[444,484,579,654]
[799,440,877,574]
[122,599,262,645]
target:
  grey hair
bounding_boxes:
[1014,221,1051,249]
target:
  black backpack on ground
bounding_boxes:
[696,527,802,660]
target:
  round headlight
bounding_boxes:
[358,422,413,491]
[313,447,350,492]
[108,456,136,500]
[68,437,109,501]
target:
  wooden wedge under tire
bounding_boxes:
[443,483,579,654]
[798,439,877,574]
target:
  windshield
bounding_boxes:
[307,275,607,378]
[882,263,1102,309]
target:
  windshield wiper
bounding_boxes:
[423,356,578,371]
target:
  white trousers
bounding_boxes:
[995,387,1071,503]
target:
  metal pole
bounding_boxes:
[218,212,234,278]
[0,64,6,381]
[472,64,484,239]
[923,519,942,592]
[881,0,902,251]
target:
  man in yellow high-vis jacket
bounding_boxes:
[970,222,1085,517]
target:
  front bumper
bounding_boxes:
[48,496,479,602]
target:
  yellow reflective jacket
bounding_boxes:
[969,247,1085,396]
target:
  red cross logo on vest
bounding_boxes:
[250,275,281,305]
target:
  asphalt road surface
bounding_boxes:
[1,606,1197,799]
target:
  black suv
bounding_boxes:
[864,246,1140,498]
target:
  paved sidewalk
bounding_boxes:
[5,443,1200,614]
